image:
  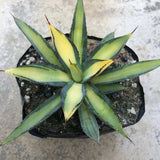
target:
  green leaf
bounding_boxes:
[85,33,132,63]
[46,18,81,74]
[5,64,71,86]
[97,83,124,94]
[78,103,99,142]
[91,59,160,85]
[70,0,87,64]
[61,81,86,122]
[14,17,62,67]
[0,94,61,146]
[85,84,127,138]
[83,59,116,82]
[69,60,83,82]
[98,32,114,45]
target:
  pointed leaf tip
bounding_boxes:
[70,0,87,63]
[131,26,138,34]
[83,59,116,82]
[48,21,81,74]
[127,136,134,145]
[10,12,15,18]
[45,15,51,25]
[13,16,62,66]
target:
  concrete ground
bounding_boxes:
[0,0,160,159]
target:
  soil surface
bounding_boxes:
[16,36,144,138]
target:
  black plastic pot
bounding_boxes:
[16,36,145,139]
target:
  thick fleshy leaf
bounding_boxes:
[61,81,86,122]
[85,84,127,138]
[14,17,61,67]
[4,64,71,86]
[91,59,160,85]
[69,60,83,82]
[97,83,124,94]
[83,59,116,82]
[78,103,99,142]
[85,33,132,63]
[70,0,87,63]
[46,17,81,74]
[0,94,61,146]
[98,32,114,45]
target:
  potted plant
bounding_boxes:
[1,0,160,145]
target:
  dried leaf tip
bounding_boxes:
[10,12,15,18]
[113,56,120,61]
[45,15,51,25]
[131,26,138,34]
[127,136,135,145]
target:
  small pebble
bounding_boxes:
[29,57,36,62]
[22,60,26,64]
[27,109,32,114]
[26,88,31,92]
[25,54,29,58]
[128,60,136,64]
[24,95,30,103]
[20,82,25,87]
[35,85,38,88]
[26,60,31,65]
[132,83,137,88]
[127,107,136,115]
[122,119,127,125]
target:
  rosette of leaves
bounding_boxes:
[1,0,160,145]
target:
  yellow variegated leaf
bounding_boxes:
[61,81,86,122]
[46,17,81,74]
[91,59,160,85]
[14,17,62,67]
[85,32,133,63]
[83,58,117,82]
[4,64,71,86]
[70,0,87,63]
[85,84,128,138]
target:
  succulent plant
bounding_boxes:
[1,0,160,145]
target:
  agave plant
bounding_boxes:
[1,0,160,145]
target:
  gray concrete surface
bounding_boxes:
[0,0,160,160]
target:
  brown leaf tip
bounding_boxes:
[113,56,120,61]
[131,26,138,34]
[45,15,51,25]
[127,136,135,145]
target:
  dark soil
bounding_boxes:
[16,36,144,138]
